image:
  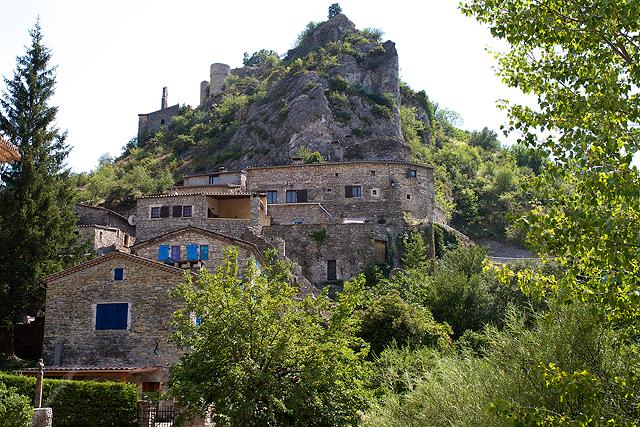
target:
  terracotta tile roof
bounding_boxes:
[137,191,260,199]
[41,250,185,284]
[16,366,160,375]
[0,136,20,162]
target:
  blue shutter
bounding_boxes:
[171,246,181,261]
[187,244,198,261]
[199,245,209,260]
[158,245,169,261]
[113,268,124,281]
[96,303,128,330]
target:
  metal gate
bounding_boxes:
[138,401,176,427]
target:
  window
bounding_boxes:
[158,245,170,261]
[172,205,183,217]
[95,303,128,330]
[371,170,376,175]
[326,188,332,192]
[199,245,209,260]
[345,185,363,198]
[187,244,198,261]
[408,169,417,178]
[327,260,337,281]
[335,172,339,177]
[160,119,166,125]
[182,205,192,217]
[113,268,124,281]
[286,190,308,203]
[160,206,170,218]
[267,191,278,204]
[150,206,161,219]
[171,245,181,261]
[208,174,219,185]
[371,189,378,196]
[406,194,411,200]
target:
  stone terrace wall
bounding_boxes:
[264,223,391,285]
[42,256,183,368]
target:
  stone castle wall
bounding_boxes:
[137,104,180,141]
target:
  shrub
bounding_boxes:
[308,228,328,245]
[0,383,31,427]
[359,293,452,356]
[0,373,138,427]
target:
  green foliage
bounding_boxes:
[0,22,86,353]
[294,21,319,48]
[359,293,452,356]
[0,382,31,427]
[0,373,138,427]
[242,49,280,67]
[361,28,384,43]
[308,228,328,245]
[399,231,428,269]
[296,147,325,164]
[364,303,640,426]
[328,3,342,19]
[169,248,372,425]
[461,0,640,332]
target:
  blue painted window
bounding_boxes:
[187,244,198,261]
[158,245,169,261]
[200,245,209,260]
[195,317,203,326]
[267,191,278,204]
[113,268,124,281]
[95,303,128,330]
[171,245,181,261]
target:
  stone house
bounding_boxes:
[75,204,135,255]
[39,159,435,392]
[41,251,185,389]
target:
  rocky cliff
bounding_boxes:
[141,13,429,174]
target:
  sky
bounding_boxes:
[0,0,525,173]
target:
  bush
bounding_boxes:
[359,293,452,356]
[0,373,138,427]
[0,383,31,427]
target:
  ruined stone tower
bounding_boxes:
[138,87,180,141]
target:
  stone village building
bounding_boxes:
[36,75,438,399]
[38,159,435,393]
[0,135,20,162]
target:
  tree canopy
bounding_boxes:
[0,22,84,354]
[169,248,371,426]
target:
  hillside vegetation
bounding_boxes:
[73,13,543,240]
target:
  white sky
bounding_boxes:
[0,0,525,173]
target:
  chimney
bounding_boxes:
[161,87,168,110]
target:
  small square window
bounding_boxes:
[408,169,417,178]
[371,189,378,196]
[335,172,339,177]
[182,205,193,217]
[326,188,332,192]
[345,185,363,198]
[150,206,161,218]
[113,268,124,281]
[371,170,376,176]
[406,194,411,200]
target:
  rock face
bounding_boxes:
[190,13,415,172]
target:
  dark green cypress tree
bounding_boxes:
[0,22,84,356]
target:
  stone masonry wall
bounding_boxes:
[76,204,135,236]
[246,162,434,226]
[264,223,391,285]
[133,229,261,274]
[78,226,133,254]
[135,194,258,242]
[138,104,180,141]
[42,256,184,368]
